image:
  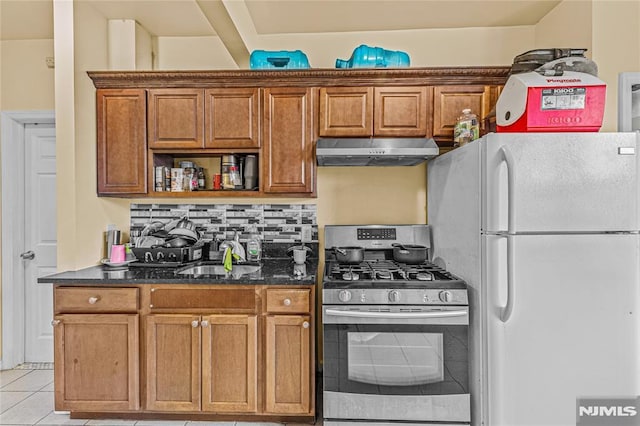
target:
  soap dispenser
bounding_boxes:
[247,236,261,262]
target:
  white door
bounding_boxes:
[483,132,640,233]
[484,233,640,426]
[24,124,57,362]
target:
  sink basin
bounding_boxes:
[176,263,262,277]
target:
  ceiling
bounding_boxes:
[0,0,561,41]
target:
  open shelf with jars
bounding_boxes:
[148,150,261,198]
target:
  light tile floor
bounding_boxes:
[0,365,319,426]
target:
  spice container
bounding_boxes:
[213,174,222,190]
[221,155,238,190]
[197,168,206,190]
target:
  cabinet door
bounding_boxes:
[148,89,204,149]
[265,315,311,414]
[432,85,491,143]
[53,314,139,411]
[262,88,314,194]
[374,87,429,137]
[202,314,258,412]
[318,87,373,137]
[96,89,147,195]
[145,314,201,411]
[205,88,260,148]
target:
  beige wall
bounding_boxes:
[534,0,640,131]
[535,0,592,54]
[0,37,55,361]
[57,5,533,272]
[155,36,238,70]
[9,1,638,271]
[0,39,55,110]
[55,0,640,271]
[252,26,534,68]
[2,0,637,363]
[591,0,640,131]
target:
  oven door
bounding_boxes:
[322,305,470,423]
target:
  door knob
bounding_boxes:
[20,251,35,260]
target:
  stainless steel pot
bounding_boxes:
[176,217,197,232]
[392,243,427,264]
[334,246,364,264]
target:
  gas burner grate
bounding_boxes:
[327,259,454,282]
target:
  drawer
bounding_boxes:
[149,287,257,311]
[265,289,310,313]
[55,287,138,313]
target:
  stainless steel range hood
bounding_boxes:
[316,138,439,166]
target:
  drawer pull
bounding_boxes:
[201,320,209,327]
[51,319,60,326]
[88,296,100,305]
[191,320,200,328]
[283,298,292,306]
[302,321,310,329]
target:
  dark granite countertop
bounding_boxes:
[37,258,319,285]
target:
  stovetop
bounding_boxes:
[323,259,464,289]
[322,225,467,305]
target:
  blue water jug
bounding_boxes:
[249,50,310,69]
[336,45,410,68]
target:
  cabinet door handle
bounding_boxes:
[88,296,100,304]
[302,321,310,329]
[191,320,200,328]
[283,298,292,306]
[51,319,60,326]
[201,320,209,327]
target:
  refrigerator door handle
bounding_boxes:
[499,145,516,234]
[500,234,516,322]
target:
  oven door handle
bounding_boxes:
[324,308,468,319]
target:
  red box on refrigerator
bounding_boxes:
[496,71,606,132]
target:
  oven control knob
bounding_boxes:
[439,291,453,303]
[338,290,352,303]
[388,290,400,303]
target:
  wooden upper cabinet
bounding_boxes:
[205,88,260,149]
[53,314,140,411]
[432,85,492,143]
[96,89,147,195]
[262,88,314,194]
[374,86,429,137]
[318,86,428,137]
[201,314,258,413]
[318,87,373,137]
[148,89,204,149]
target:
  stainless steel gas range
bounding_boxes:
[322,225,470,426]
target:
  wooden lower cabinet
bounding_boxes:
[145,314,201,411]
[203,315,258,412]
[53,284,314,421]
[265,315,311,414]
[53,314,140,411]
[145,314,258,413]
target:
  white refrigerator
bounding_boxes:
[427,132,640,426]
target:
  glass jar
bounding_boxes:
[453,108,479,147]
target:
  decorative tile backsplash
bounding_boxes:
[130,203,318,244]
